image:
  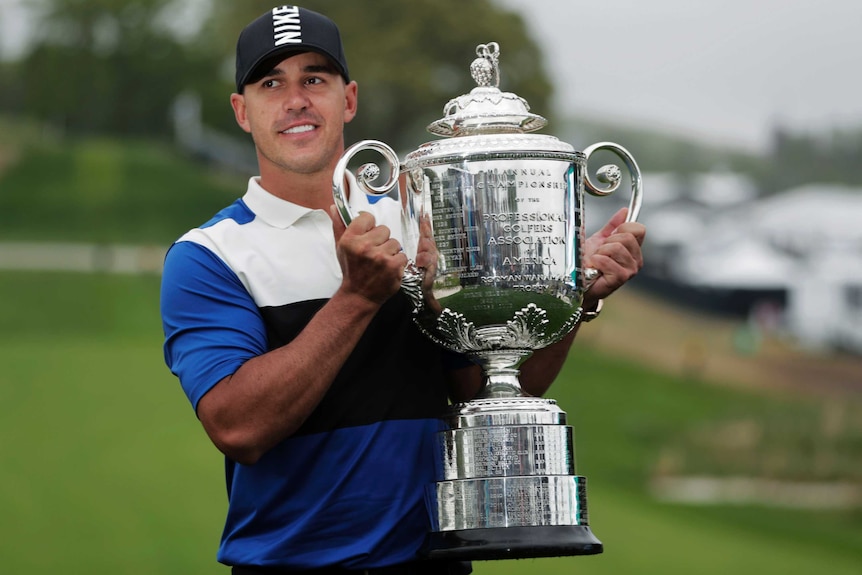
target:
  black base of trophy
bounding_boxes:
[423,525,603,560]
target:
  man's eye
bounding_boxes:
[306,77,323,85]
[263,79,280,88]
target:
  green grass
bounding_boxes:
[560,348,862,488]
[0,337,225,574]
[534,345,862,572]
[0,272,227,573]
[0,271,859,574]
[0,136,245,244]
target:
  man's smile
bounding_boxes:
[280,124,316,135]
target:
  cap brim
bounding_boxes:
[239,46,349,91]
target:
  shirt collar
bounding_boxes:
[241,173,372,229]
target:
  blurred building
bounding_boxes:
[628,174,862,354]
[172,91,258,176]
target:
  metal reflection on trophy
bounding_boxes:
[333,41,642,560]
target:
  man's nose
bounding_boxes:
[282,84,310,111]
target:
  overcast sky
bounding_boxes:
[499,0,862,151]
[3,0,861,152]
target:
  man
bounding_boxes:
[161,5,646,574]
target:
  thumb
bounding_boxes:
[595,207,628,240]
[329,205,347,243]
[584,207,627,259]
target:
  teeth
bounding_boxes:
[282,125,315,134]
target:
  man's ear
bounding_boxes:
[230,93,252,133]
[343,81,358,124]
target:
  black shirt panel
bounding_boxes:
[259,292,449,435]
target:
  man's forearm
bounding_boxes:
[518,326,580,397]
[196,289,381,465]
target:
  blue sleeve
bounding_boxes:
[161,241,268,412]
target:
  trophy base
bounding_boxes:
[423,525,603,561]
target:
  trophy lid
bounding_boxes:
[427,42,548,137]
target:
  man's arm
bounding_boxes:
[195,209,406,465]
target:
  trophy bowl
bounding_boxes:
[333,42,642,560]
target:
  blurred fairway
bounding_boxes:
[0,272,226,573]
[0,271,859,574]
[0,133,243,244]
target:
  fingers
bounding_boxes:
[605,223,646,265]
[415,236,438,269]
[334,210,407,305]
[590,229,644,274]
[341,212,401,257]
[585,208,631,258]
[419,213,433,238]
[588,243,639,282]
[616,221,646,247]
[342,210,376,234]
[333,211,396,249]
[595,207,629,240]
[585,220,646,300]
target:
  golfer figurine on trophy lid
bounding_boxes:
[333,41,643,560]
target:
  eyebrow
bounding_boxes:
[304,63,339,75]
[261,63,339,80]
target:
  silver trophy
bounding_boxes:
[333,42,642,560]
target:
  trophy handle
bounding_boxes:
[582,142,643,283]
[332,139,402,227]
[332,140,427,309]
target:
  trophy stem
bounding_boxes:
[471,350,533,399]
[480,369,523,399]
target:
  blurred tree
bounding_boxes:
[201,0,553,152]
[6,0,552,152]
[761,126,862,193]
[4,0,861,195]
[13,0,219,137]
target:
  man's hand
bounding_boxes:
[414,213,443,315]
[329,207,407,305]
[583,207,646,302]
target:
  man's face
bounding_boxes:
[231,51,358,179]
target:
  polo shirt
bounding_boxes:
[161,177,451,569]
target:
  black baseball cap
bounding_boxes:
[235,5,350,93]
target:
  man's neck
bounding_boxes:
[258,167,335,211]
